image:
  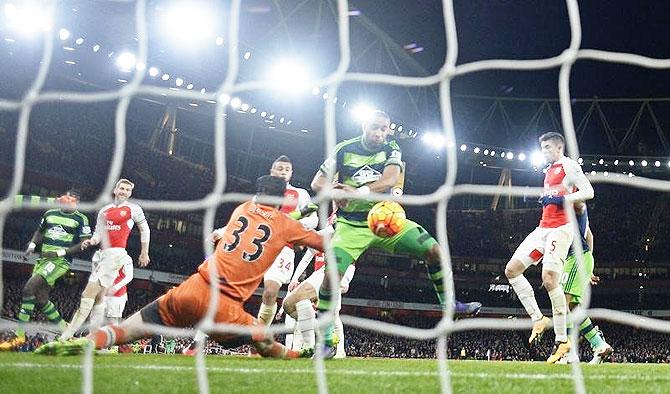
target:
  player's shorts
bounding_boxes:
[89,248,132,288]
[263,246,295,285]
[33,257,69,287]
[330,218,437,273]
[104,295,128,318]
[561,250,594,305]
[511,223,573,273]
[304,267,350,296]
[152,273,255,333]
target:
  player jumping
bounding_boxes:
[0,191,91,350]
[310,110,481,358]
[36,176,323,359]
[59,178,150,340]
[504,132,594,363]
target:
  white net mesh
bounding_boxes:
[2,0,670,393]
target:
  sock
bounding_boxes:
[16,296,36,338]
[579,317,606,349]
[296,299,316,348]
[40,301,66,331]
[254,339,297,359]
[90,303,106,329]
[426,264,446,304]
[508,275,543,321]
[61,297,95,340]
[284,313,296,349]
[334,315,345,357]
[548,287,568,342]
[89,325,126,349]
[257,302,277,326]
[316,287,337,346]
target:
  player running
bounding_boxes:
[310,110,481,358]
[504,132,594,364]
[558,202,613,364]
[257,155,318,326]
[59,179,150,340]
[36,176,324,359]
[0,191,91,350]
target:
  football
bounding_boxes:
[367,201,406,237]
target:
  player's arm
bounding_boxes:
[86,210,106,248]
[296,190,318,229]
[564,159,594,203]
[132,204,151,267]
[283,218,324,252]
[290,247,315,287]
[585,226,594,253]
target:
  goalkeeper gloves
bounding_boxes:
[288,203,318,220]
[539,195,565,207]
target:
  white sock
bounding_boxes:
[257,302,277,326]
[296,299,315,348]
[284,314,296,349]
[90,303,106,329]
[548,287,568,342]
[334,315,345,357]
[508,275,543,321]
[61,297,95,340]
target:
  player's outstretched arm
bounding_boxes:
[133,205,151,267]
[23,229,43,259]
[564,159,594,203]
[41,241,89,259]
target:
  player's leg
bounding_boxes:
[504,228,550,343]
[333,295,346,359]
[284,313,297,349]
[61,252,127,339]
[283,278,319,349]
[562,251,612,363]
[377,220,480,315]
[542,225,573,363]
[258,247,295,325]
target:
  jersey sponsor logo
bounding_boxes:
[351,165,382,184]
[106,220,122,231]
[120,210,127,217]
[82,226,91,235]
[46,225,68,239]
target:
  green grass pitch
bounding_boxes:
[0,353,668,393]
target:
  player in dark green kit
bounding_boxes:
[310,110,481,357]
[0,190,91,351]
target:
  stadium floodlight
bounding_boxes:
[390,123,396,130]
[614,159,619,165]
[92,44,100,53]
[148,67,159,77]
[598,158,604,165]
[116,52,136,72]
[240,103,250,111]
[421,132,446,149]
[397,126,403,132]
[531,150,544,167]
[473,147,481,154]
[4,2,53,35]
[460,144,467,152]
[629,160,635,166]
[260,111,267,118]
[75,37,84,45]
[506,152,514,160]
[500,151,506,158]
[58,28,70,40]
[161,2,215,45]
[655,160,661,167]
[518,152,526,161]
[230,97,241,109]
[351,103,376,123]
[218,94,230,105]
[311,87,320,95]
[250,107,257,114]
[135,62,146,71]
[641,160,648,167]
[175,78,184,87]
[490,150,496,157]
[267,58,312,93]
[483,149,489,155]
[215,36,224,46]
[244,51,251,60]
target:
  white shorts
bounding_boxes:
[90,248,132,288]
[264,246,295,285]
[512,224,573,273]
[104,295,128,318]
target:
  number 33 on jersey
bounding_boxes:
[198,201,324,302]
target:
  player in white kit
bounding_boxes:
[504,132,594,363]
[60,179,150,340]
[104,259,134,325]
[256,156,318,326]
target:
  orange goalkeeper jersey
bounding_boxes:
[198,201,324,302]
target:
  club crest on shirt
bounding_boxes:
[352,165,382,184]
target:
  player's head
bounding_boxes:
[57,189,81,212]
[361,110,391,148]
[113,178,135,202]
[255,175,287,207]
[538,132,565,163]
[270,155,293,183]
